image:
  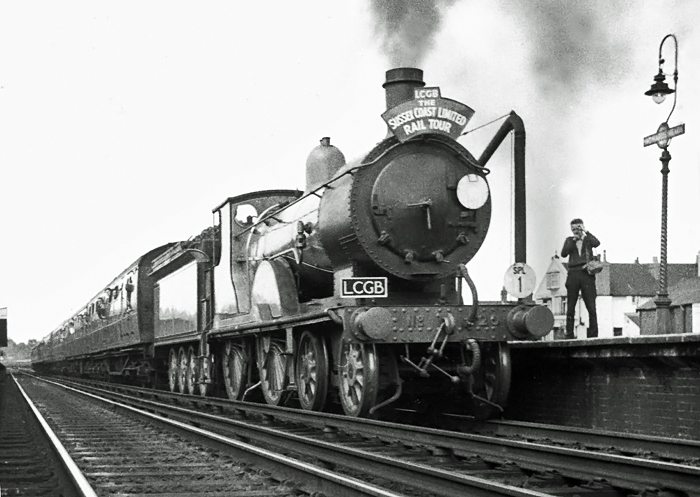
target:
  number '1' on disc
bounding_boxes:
[504,263,537,298]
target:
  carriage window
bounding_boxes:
[234,204,258,227]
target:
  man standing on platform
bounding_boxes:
[561,219,600,339]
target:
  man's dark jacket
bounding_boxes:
[561,233,601,271]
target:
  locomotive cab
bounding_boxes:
[211,189,305,325]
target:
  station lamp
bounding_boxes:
[644,69,674,104]
[643,33,682,336]
[644,34,678,121]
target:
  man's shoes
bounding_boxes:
[564,332,576,340]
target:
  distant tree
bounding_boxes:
[2,339,32,361]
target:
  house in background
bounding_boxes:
[638,276,700,334]
[533,252,700,340]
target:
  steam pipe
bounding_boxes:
[477,111,526,264]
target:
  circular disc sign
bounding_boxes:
[504,263,537,298]
[656,122,670,148]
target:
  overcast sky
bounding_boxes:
[1,0,698,345]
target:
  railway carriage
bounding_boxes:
[33,68,554,420]
[32,245,173,381]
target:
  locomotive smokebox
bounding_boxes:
[383,67,425,110]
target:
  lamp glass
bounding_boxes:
[652,93,667,104]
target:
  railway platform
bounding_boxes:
[506,333,700,439]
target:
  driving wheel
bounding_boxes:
[222,340,250,400]
[295,330,329,411]
[258,339,289,406]
[168,347,179,392]
[177,346,188,394]
[184,345,197,395]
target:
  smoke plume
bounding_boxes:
[510,0,633,99]
[370,0,457,67]
[503,0,635,284]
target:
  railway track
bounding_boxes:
[16,375,346,496]
[445,416,700,463]
[19,373,700,497]
[0,372,92,497]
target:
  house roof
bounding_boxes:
[639,276,700,309]
[667,264,699,285]
[536,256,698,299]
[603,263,696,297]
[534,257,569,299]
[606,263,659,297]
[625,312,641,327]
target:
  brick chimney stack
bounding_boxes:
[650,256,660,280]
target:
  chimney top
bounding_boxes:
[383,67,425,111]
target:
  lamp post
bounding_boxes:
[643,34,684,334]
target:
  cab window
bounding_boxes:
[234,204,258,228]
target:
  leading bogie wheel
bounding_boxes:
[168,347,179,392]
[470,342,511,420]
[338,340,379,417]
[295,330,329,412]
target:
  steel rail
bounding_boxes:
[19,377,424,497]
[38,376,552,497]
[12,374,98,497]
[324,414,700,494]
[33,375,700,495]
[470,418,700,462]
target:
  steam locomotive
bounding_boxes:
[32,68,553,419]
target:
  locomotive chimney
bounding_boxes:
[383,67,425,110]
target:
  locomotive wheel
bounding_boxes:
[295,330,329,412]
[184,345,197,395]
[177,347,188,394]
[102,360,111,382]
[258,340,289,406]
[197,350,212,398]
[470,342,511,420]
[222,341,249,400]
[338,340,379,417]
[168,348,179,392]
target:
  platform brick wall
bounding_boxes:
[505,348,700,440]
